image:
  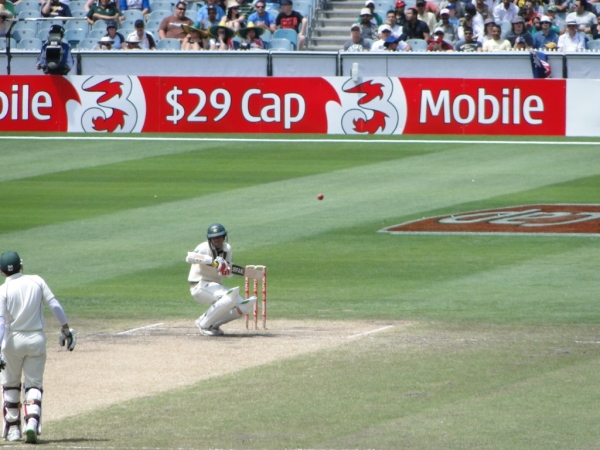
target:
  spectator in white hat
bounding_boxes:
[371,23,393,50]
[357,7,379,40]
[360,0,382,26]
[435,8,458,42]
[557,19,586,50]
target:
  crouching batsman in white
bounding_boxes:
[186,223,257,336]
[0,251,76,444]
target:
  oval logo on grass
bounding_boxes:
[380,204,600,236]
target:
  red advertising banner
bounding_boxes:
[0,75,568,135]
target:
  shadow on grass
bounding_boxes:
[38,437,109,444]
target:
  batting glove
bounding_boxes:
[0,355,6,372]
[59,328,77,351]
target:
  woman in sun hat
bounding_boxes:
[209,19,236,50]
[224,0,246,31]
[237,21,264,49]
[181,23,208,50]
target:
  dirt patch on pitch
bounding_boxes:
[42,319,407,423]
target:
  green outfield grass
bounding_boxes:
[2,134,600,449]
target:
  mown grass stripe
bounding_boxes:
[3,145,600,289]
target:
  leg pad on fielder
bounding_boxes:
[3,386,21,439]
[23,387,42,436]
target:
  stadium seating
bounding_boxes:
[14,20,38,32]
[77,37,98,49]
[149,9,171,22]
[11,28,38,41]
[65,18,90,30]
[261,29,272,42]
[269,37,292,50]
[69,1,88,11]
[14,0,39,15]
[18,9,41,19]
[0,37,18,50]
[92,19,108,30]
[149,1,173,12]
[145,19,162,34]
[37,28,50,41]
[64,28,88,46]
[500,20,511,38]
[71,9,89,17]
[88,29,106,39]
[406,38,427,51]
[122,9,145,22]
[120,19,138,30]
[587,39,600,50]
[273,28,297,49]
[17,37,43,50]
[156,38,180,50]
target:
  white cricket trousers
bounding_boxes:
[1,331,47,388]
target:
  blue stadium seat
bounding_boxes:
[121,9,145,22]
[71,9,88,17]
[69,1,88,11]
[273,28,297,49]
[88,28,106,39]
[0,37,18,50]
[156,37,180,49]
[119,19,137,30]
[65,18,90,30]
[17,37,43,50]
[586,39,600,50]
[149,1,173,12]
[149,9,171,21]
[12,28,38,41]
[269,37,292,50]
[14,0,39,15]
[92,19,109,30]
[64,27,88,47]
[406,38,427,51]
[77,37,97,49]
[14,20,38,32]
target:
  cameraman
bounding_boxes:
[36,25,73,75]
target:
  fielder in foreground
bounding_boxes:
[186,223,257,336]
[0,251,76,444]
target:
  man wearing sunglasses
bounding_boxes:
[197,0,225,22]
[557,19,586,50]
[248,0,276,32]
[159,1,194,40]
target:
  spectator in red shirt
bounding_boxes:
[427,28,454,50]
[276,0,307,50]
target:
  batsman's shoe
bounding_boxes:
[6,426,21,442]
[25,419,38,444]
[199,325,224,336]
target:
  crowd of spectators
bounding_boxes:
[3,0,308,50]
[343,0,600,52]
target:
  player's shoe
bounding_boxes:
[199,326,224,336]
[6,425,21,441]
[25,419,38,444]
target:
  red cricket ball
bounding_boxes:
[317,194,324,200]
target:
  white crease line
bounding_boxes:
[0,136,599,146]
[116,323,164,335]
[347,325,394,339]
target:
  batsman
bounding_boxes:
[0,251,76,444]
[186,223,257,336]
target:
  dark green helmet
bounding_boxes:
[0,251,22,275]
[207,223,227,239]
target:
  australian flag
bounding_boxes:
[530,51,552,78]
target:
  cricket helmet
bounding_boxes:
[207,223,227,239]
[0,251,22,275]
